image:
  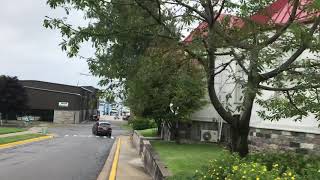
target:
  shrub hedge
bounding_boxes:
[129,117,156,130]
[190,152,320,180]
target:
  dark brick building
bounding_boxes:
[20,80,99,123]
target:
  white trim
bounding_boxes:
[250,122,320,135]
[24,86,81,96]
[80,87,93,93]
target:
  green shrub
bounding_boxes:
[129,117,156,130]
[192,152,320,180]
[247,152,320,179]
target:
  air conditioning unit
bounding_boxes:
[201,130,218,142]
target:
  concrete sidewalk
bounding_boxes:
[116,136,152,180]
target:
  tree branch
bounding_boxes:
[214,26,254,50]
[172,0,209,21]
[206,31,235,124]
[214,51,232,55]
[214,58,235,76]
[156,0,161,21]
[134,0,177,37]
[285,91,305,117]
[183,48,208,71]
[261,0,300,46]
[258,84,320,91]
[260,16,320,81]
[230,49,249,74]
[213,0,226,24]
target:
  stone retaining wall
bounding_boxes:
[133,130,161,155]
[132,130,171,180]
[249,127,320,155]
[141,140,172,180]
[132,130,144,155]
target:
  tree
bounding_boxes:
[126,46,206,140]
[45,0,320,156]
[0,76,29,122]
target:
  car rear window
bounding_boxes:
[99,123,110,126]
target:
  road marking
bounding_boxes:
[63,134,113,138]
[109,138,121,180]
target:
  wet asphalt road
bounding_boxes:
[0,120,128,180]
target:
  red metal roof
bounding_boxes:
[184,0,319,43]
[251,0,318,24]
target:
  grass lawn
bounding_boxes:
[0,134,45,145]
[138,128,158,137]
[0,127,25,135]
[151,141,228,178]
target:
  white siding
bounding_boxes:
[192,50,320,134]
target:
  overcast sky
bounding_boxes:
[0,0,100,87]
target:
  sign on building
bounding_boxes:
[58,102,69,107]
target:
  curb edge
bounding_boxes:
[97,137,121,180]
[0,134,54,150]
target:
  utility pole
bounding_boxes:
[77,73,94,86]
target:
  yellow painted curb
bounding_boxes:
[0,134,54,149]
[109,137,121,180]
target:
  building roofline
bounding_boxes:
[24,86,82,96]
[184,0,318,43]
[20,80,96,93]
[80,87,93,93]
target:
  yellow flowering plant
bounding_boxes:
[189,152,320,180]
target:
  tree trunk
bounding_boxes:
[156,120,162,136]
[230,123,250,157]
[175,121,181,144]
[230,81,257,157]
[168,120,181,144]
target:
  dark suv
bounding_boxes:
[92,121,112,137]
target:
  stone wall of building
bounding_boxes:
[249,127,320,155]
[53,110,80,124]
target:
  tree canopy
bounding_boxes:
[126,45,206,127]
[45,0,320,156]
[0,76,29,117]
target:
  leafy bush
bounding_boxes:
[138,128,158,137]
[247,152,320,179]
[129,117,156,130]
[191,152,320,180]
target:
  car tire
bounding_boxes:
[92,129,98,135]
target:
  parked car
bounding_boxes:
[114,114,120,120]
[122,115,130,121]
[92,115,99,121]
[92,121,112,137]
[91,110,100,121]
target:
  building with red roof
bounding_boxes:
[168,0,320,154]
[184,0,319,43]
